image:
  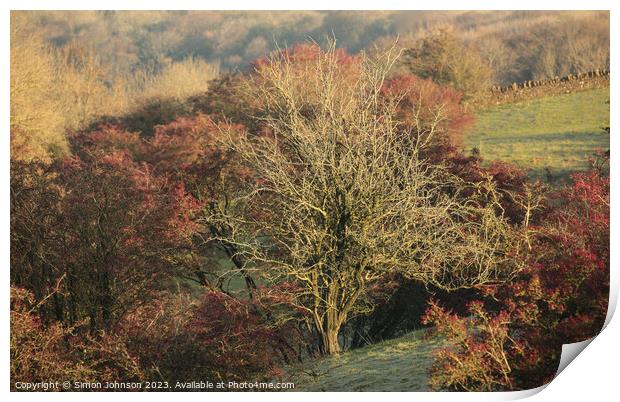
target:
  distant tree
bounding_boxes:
[53,42,128,132]
[402,29,494,105]
[10,18,68,160]
[211,43,522,354]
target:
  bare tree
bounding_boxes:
[210,43,523,354]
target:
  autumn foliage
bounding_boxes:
[382,74,474,150]
[422,154,609,391]
[10,41,609,391]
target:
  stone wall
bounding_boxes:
[473,69,610,109]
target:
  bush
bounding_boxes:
[10,286,145,389]
[107,286,303,384]
[10,148,200,331]
[423,154,609,390]
[381,73,474,150]
[423,300,522,391]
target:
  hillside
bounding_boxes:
[15,11,609,85]
[465,87,610,181]
[284,329,440,392]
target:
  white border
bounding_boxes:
[2,2,617,401]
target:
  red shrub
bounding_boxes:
[118,286,305,383]
[382,74,474,150]
[11,147,202,332]
[10,286,145,389]
[422,300,525,391]
[423,155,609,390]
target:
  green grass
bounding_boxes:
[284,328,441,391]
[466,88,610,180]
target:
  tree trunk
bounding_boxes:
[314,280,362,355]
[318,302,342,354]
[320,327,341,355]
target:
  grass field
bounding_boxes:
[285,328,440,391]
[466,88,610,181]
